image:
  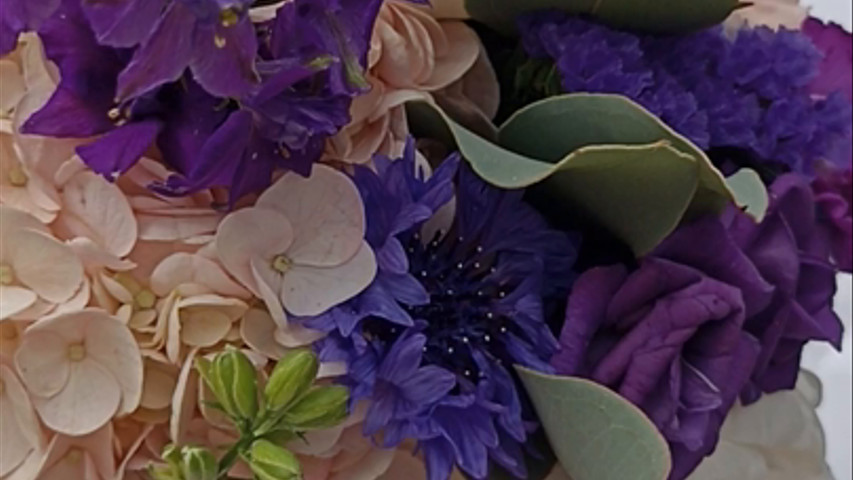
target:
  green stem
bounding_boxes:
[217,437,252,479]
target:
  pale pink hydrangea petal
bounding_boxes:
[281,241,376,316]
[59,171,138,257]
[289,427,346,455]
[421,22,479,90]
[240,308,287,359]
[7,228,84,303]
[257,164,365,267]
[33,359,121,435]
[216,207,294,295]
[251,256,288,327]
[0,285,37,319]
[273,320,327,348]
[139,360,178,411]
[0,363,44,477]
[150,252,249,298]
[169,349,199,444]
[33,423,116,480]
[137,214,221,242]
[0,59,26,115]
[179,308,234,347]
[0,133,60,223]
[68,237,137,272]
[83,312,144,416]
[0,205,49,238]
[50,276,92,316]
[725,0,808,30]
[15,329,71,397]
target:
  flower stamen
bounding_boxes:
[7,166,28,186]
[67,344,86,362]
[0,264,14,285]
[272,255,292,273]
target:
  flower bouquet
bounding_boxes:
[0,0,850,479]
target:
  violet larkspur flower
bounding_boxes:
[517,13,853,175]
[309,141,579,479]
[82,0,259,100]
[0,0,59,55]
[552,217,768,480]
[813,166,853,272]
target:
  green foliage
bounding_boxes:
[464,0,747,36]
[516,367,672,480]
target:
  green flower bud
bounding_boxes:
[264,350,319,413]
[148,463,181,480]
[195,357,232,415]
[161,444,182,469]
[180,446,218,480]
[213,346,259,421]
[280,385,348,431]
[247,439,301,480]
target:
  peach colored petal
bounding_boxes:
[257,164,365,267]
[83,313,143,416]
[251,257,288,328]
[61,171,138,257]
[68,237,136,272]
[0,364,43,477]
[725,0,808,30]
[98,273,135,304]
[426,0,469,19]
[8,229,83,303]
[0,285,37,320]
[281,241,376,316]
[169,349,199,444]
[289,426,345,455]
[180,309,233,347]
[50,276,91,316]
[0,206,49,252]
[15,329,70,397]
[116,423,154,480]
[151,252,249,298]
[0,59,25,114]
[137,214,220,242]
[422,23,479,90]
[273,322,327,348]
[34,423,116,480]
[34,359,121,435]
[140,360,178,411]
[241,308,287,358]
[216,207,294,295]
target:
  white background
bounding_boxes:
[796,3,851,480]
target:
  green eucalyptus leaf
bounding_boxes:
[516,367,671,480]
[464,0,747,36]
[407,95,733,256]
[724,168,770,221]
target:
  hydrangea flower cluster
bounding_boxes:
[518,13,853,176]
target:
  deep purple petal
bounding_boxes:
[116,1,194,101]
[190,17,258,98]
[396,366,456,406]
[81,0,167,47]
[803,18,853,102]
[76,120,162,177]
[0,0,60,55]
[22,86,114,137]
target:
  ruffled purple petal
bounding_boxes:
[190,17,258,98]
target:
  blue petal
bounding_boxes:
[76,120,162,178]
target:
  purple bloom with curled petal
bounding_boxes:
[727,174,844,401]
[803,18,853,102]
[310,142,580,480]
[82,0,259,100]
[813,167,853,272]
[0,0,59,55]
[552,217,766,480]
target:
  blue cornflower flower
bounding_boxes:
[307,141,580,479]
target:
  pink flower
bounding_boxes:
[15,309,144,436]
[216,165,376,326]
[724,0,808,31]
[0,355,45,479]
[0,207,85,321]
[0,131,61,223]
[803,18,853,102]
[31,424,117,480]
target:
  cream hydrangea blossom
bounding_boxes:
[0,355,45,479]
[216,164,376,328]
[326,0,486,164]
[0,207,85,321]
[14,309,144,436]
[724,0,808,31]
[30,423,117,480]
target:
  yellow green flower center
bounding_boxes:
[7,166,28,186]
[271,255,292,273]
[134,289,156,309]
[66,448,82,464]
[0,264,14,285]
[67,344,86,362]
[220,8,239,27]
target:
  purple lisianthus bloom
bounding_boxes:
[310,141,579,479]
[82,0,259,100]
[803,18,853,102]
[727,174,844,401]
[0,0,59,55]
[552,217,766,480]
[813,167,853,272]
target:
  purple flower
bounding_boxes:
[803,18,853,102]
[21,0,166,178]
[0,0,59,55]
[517,14,853,176]
[82,0,259,100]
[311,143,580,479]
[552,217,767,480]
[813,167,853,272]
[728,174,844,401]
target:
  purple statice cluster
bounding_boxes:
[306,141,580,480]
[518,13,853,176]
[8,0,381,204]
[553,172,846,479]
